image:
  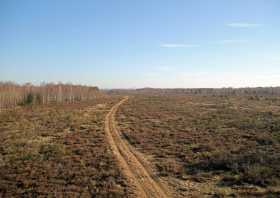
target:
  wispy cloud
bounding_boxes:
[219,39,248,44]
[160,43,199,48]
[227,22,262,28]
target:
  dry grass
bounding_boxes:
[0,96,130,197]
[117,94,280,197]
[1,93,280,197]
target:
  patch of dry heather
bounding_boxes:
[117,95,280,197]
[0,96,130,197]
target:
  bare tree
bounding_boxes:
[0,82,100,110]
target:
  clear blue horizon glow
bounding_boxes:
[1,0,280,88]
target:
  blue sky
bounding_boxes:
[0,0,279,88]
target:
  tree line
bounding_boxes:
[0,82,100,110]
[135,87,280,96]
[109,87,280,96]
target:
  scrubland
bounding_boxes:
[0,96,130,197]
[117,94,280,197]
[1,89,280,197]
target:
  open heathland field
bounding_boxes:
[116,94,280,197]
[0,96,132,197]
[1,92,280,197]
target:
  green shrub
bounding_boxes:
[27,93,34,104]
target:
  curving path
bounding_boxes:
[105,96,169,198]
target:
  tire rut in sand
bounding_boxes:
[105,97,169,198]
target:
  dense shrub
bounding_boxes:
[188,149,280,187]
[25,93,34,105]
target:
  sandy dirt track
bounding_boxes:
[105,96,170,198]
